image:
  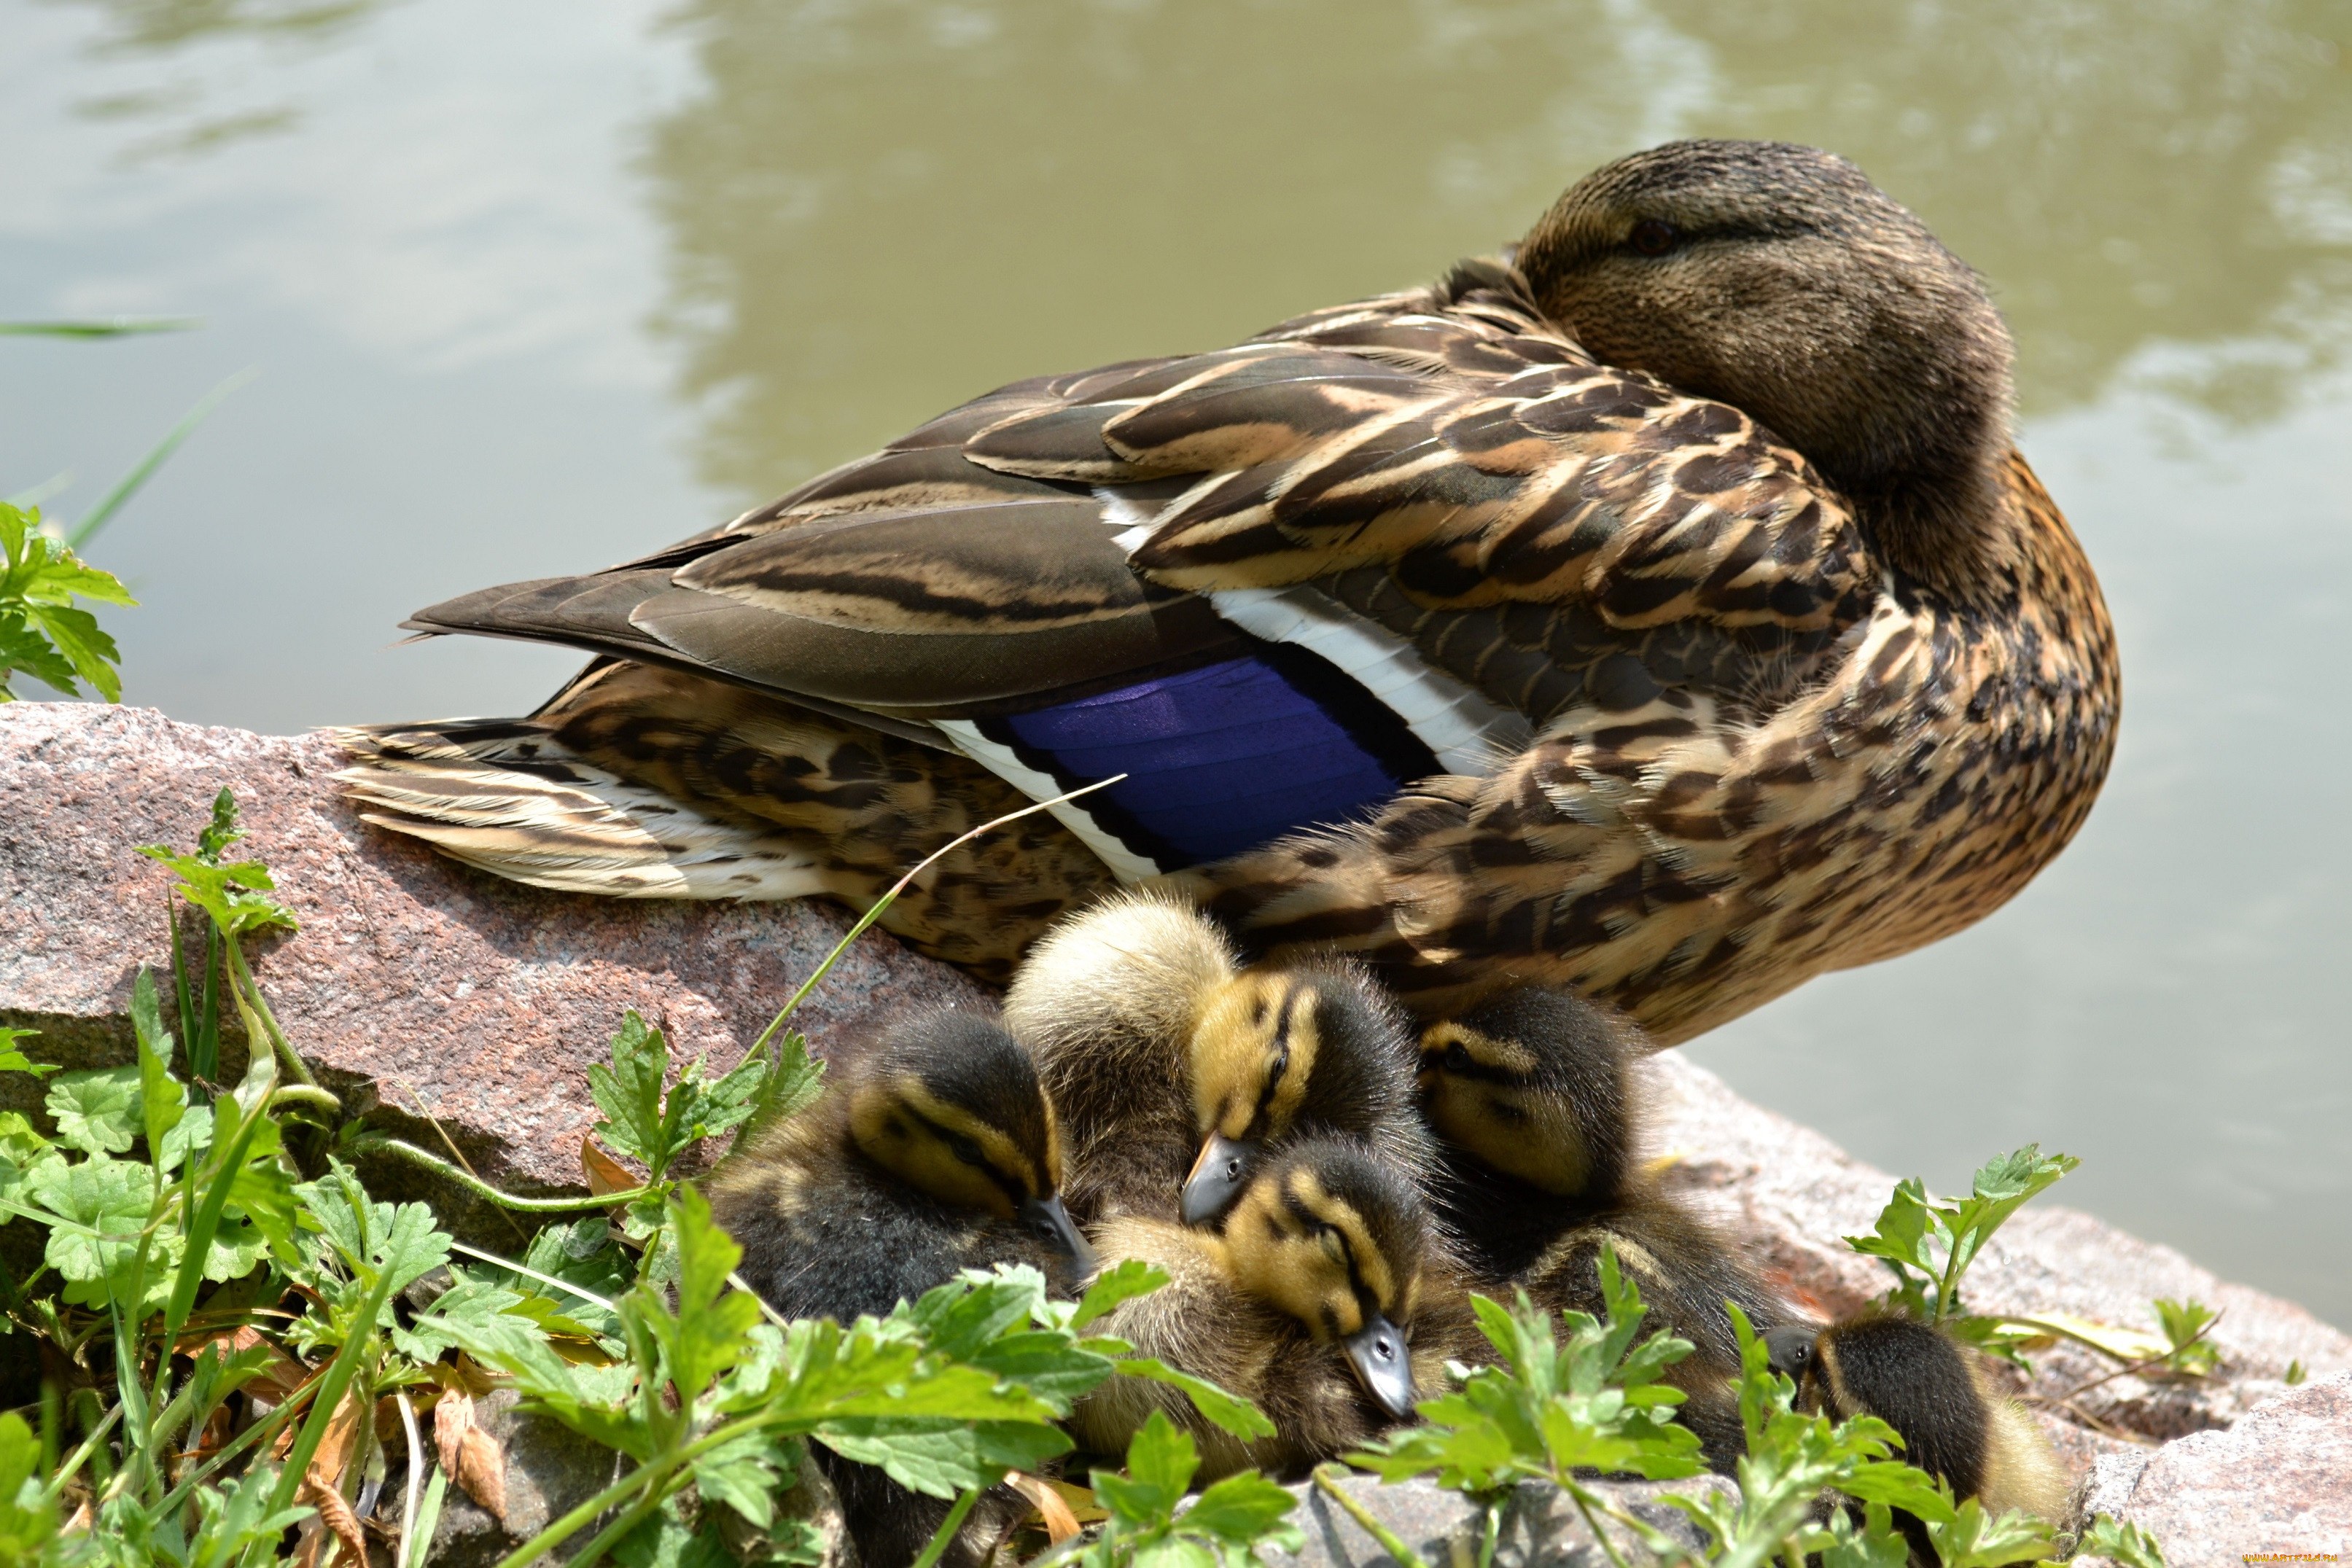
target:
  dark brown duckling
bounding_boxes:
[1071,1136,1454,1481]
[1416,985,1790,1470]
[708,1008,1092,1568]
[999,892,1430,1229]
[1768,1314,2068,1558]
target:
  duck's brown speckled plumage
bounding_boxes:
[334,141,2117,1031]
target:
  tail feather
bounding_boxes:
[330,720,829,900]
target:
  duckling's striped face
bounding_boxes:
[1183,964,1411,1226]
[1222,1162,1403,1335]
[1215,1139,1425,1420]
[845,1013,1089,1277]
[850,1074,1054,1220]
[1191,970,1321,1146]
[1417,1021,1594,1196]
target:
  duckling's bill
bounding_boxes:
[1021,1193,1095,1282]
[1180,1131,1258,1226]
[1342,1311,1418,1419]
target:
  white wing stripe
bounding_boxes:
[1204,587,1532,776]
[930,719,1167,884]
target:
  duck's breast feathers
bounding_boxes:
[404,263,1877,876]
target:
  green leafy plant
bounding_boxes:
[2148,1299,2220,1378]
[1343,1250,1704,1567]
[0,502,137,702]
[1,778,1310,1568]
[1074,1413,1299,1568]
[2075,1513,2166,1568]
[1843,1145,2079,1362]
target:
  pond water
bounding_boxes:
[6,1,2348,1325]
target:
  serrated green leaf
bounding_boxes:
[611,1498,739,1568]
[742,1029,827,1140]
[689,1429,794,1529]
[816,1416,1070,1498]
[1115,1358,1277,1440]
[1072,1257,1169,1330]
[658,1185,763,1397]
[1122,1411,1199,1507]
[1180,1470,1298,1548]
[0,614,80,700]
[0,1027,58,1079]
[1925,1497,2055,1567]
[2077,1512,2166,1568]
[45,1065,141,1155]
[24,602,122,701]
[588,1010,671,1171]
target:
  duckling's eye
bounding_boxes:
[948,1134,986,1167]
[1628,219,1679,257]
[1442,1042,1473,1074]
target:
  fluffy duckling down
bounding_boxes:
[1071,1137,1460,1480]
[1415,986,1792,1470]
[1769,1314,2068,1553]
[1002,891,1431,1228]
[708,1009,1091,1568]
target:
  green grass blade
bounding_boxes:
[66,367,255,550]
[0,319,198,338]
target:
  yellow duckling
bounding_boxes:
[1072,1137,1451,1480]
[998,892,1430,1228]
[338,139,2117,1040]
[709,1009,1091,1568]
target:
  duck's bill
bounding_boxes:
[1342,1312,1417,1420]
[1180,1132,1258,1226]
[1020,1193,1096,1282]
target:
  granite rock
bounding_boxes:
[0,703,989,1213]
[7,703,2352,1564]
[1640,1052,2352,1438]
[1274,1471,1732,1568]
[2076,1373,2352,1566]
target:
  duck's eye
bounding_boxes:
[1442,1042,1473,1073]
[949,1134,986,1167]
[1628,218,1679,257]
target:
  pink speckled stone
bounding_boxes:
[0,703,989,1196]
[2077,1373,2352,1565]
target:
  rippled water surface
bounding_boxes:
[6,0,2348,1323]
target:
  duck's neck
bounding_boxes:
[1829,440,2020,604]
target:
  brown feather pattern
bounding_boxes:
[338,254,2116,1031]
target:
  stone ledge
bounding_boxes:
[4,703,2348,1566]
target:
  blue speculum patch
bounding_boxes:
[986,650,1440,868]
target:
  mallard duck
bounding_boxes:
[708,1008,1091,1568]
[1417,986,1789,1469]
[334,138,2118,1034]
[1768,1314,2068,1555]
[1071,1136,1451,1478]
[997,892,1430,1227]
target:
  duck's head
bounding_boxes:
[1217,1137,1428,1421]
[847,1010,1094,1282]
[1516,139,2014,596]
[1180,962,1414,1226]
[1415,986,1638,1201]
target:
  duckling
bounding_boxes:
[340,139,2117,1036]
[709,1008,1092,1568]
[1767,1314,2068,1556]
[1416,986,1789,1470]
[998,892,1430,1228]
[1071,1137,1453,1480]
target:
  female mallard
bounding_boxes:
[335,139,2117,1034]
